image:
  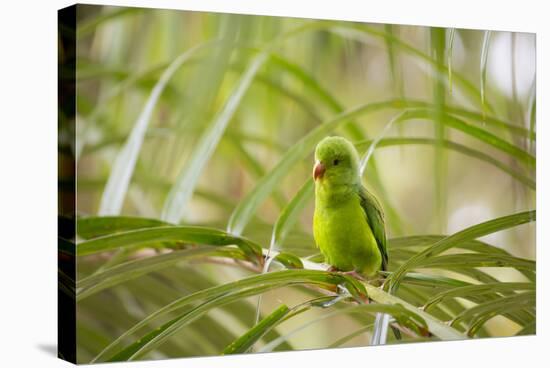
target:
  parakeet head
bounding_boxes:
[313,136,360,187]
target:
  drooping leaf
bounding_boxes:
[98,43,213,216]
[77,226,263,263]
[450,292,535,336]
[160,51,269,223]
[388,210,535,291]
[270,180,314,252]
[259,303,430,352]
[223,304,290,354]
[77,216,168,239]
[92,269,366,362]
[77,247,247,301]
[355,137,535,190]
[394,109,535,168]
[424,282,535,311]
[272,252,304,270]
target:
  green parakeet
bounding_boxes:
[312,136,388,278]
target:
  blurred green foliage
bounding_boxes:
[66,5,536,363]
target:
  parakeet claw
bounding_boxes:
[326,266,365,281]
[341,270,366,281]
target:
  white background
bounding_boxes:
[0,0,546,367]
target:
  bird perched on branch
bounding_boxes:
[312,136,399,345]
[312,136,388,280]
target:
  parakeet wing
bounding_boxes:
[358,185,388,271]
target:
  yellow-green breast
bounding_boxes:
[313,190,382,277]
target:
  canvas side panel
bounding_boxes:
[58,4,77,364]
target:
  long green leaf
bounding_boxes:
[253,179,313,329]
[77,247,246,301]
[431,27,448,232]
[160,51,269,223]
[98,43,211,216]
[446,106,534,140]
[225,136,288,208]
[417,254,535,272]
[159,21,352,225]
[389,235,510,255]
[386,257,537,324]
[111,283,284,361]
[380,271,470,289]
[92,269,366,362]
[259,303,429,352]
[77,216,168,239]
[76,226,263,262]
[151,264,295,352]
[447,28,456,93]
[424,282,534,311]
[388,210,536,291]
[451,292,535,335]
[115,278,364,361]
[247,20,486,113]
[355,137,535,189]
[395,109,535,167]
[363,283,464,341]
[384,24,404,98]
[329,24,487,111]
[223,304,290,354]
[270,180,314,252]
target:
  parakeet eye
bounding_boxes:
[333,159,340,166]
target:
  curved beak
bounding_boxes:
[313,161,325,180]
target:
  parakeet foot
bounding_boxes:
[340,270,366,281]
